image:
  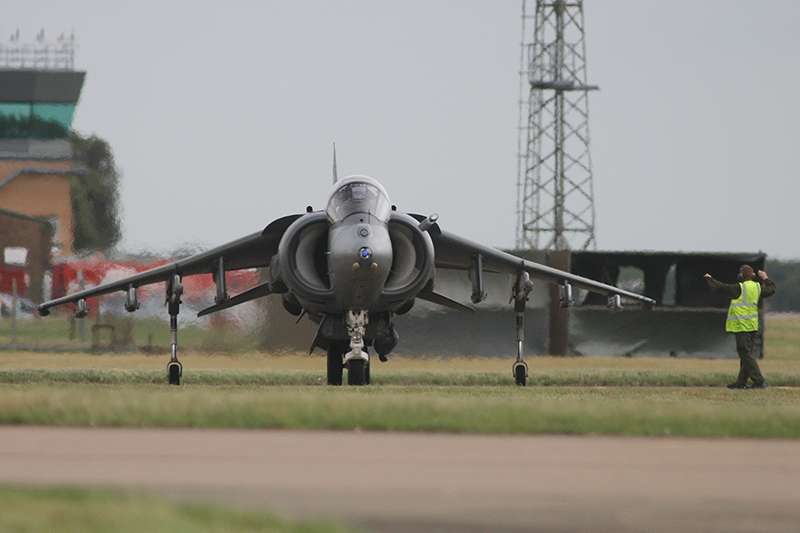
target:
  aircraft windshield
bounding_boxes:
[326,177,391,223]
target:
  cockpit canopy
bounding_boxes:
[326,175,392,223]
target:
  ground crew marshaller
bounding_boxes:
[704,265,776,389]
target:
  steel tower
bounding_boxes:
[516,0,598,251]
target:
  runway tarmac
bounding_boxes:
[1,427,799,532]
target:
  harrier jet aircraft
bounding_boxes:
[38,166,655,386]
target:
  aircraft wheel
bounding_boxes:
[514,363,527,387]
[168,362,182,386]
[364,362,371,385]
[327,344,344,386]
[347,359,366,386]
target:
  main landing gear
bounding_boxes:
[327,341,345,386]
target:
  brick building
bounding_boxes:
[0,162,78,256]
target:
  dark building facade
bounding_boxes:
[0,207,54,303]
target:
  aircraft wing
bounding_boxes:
[430,229,655,307]
[38,214,302,314]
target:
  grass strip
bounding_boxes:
[2,384,799,438]
[0,484,359,533]
[2,367,800,387]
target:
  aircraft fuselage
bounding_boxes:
[327,214,393,312]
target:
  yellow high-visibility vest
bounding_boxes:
[726,280,761,332]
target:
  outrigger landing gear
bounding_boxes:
[166,274,183,386]
[512,270,534,386]
[513,359,528,387]
[167,356,182,385]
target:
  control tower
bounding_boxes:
[0,31,85,157]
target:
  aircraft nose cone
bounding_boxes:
[328,220,393,311]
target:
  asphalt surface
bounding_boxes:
[2,427,800,532]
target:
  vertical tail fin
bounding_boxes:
[332,143,338,184]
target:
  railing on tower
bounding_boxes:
[0,30,75,70]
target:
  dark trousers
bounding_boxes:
[734,330,764,385]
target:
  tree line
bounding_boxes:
[764,259,800,312]
[68,132,122,253]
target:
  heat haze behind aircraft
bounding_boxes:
[39,160,655,386]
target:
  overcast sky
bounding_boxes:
[6,1,800,259]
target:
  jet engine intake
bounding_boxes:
[383,212,436,308]
[271,212,333,313]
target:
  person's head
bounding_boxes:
[739,264,755,281]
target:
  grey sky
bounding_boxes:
[6,1,800,259]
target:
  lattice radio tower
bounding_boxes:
[516,0,598,251]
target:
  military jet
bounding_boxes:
[38,167,655,386]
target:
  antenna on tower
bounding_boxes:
[1,29,76,69]
[516,0,598,251]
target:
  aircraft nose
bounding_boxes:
[328,220,392,310]
[352,245,383,273]
[350,224,389,273]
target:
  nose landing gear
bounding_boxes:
[324,310,372,386]
[342,310,369,386]
[346,358,368,386]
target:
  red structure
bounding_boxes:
[50,258,260,317]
